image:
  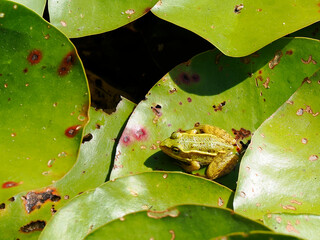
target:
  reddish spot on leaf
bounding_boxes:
[27,49,42,65]
[187,97,192,102]
[176,72,200,85]
[134,127,148,141]
[192,74,200,82]
[23,68,28,73]
[286,50,293,55]
[58,51,76,76]
[65,125,81,138]
[121,134,132,146]
[2,181,19,189]
[258,70,262,74]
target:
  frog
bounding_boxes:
[159,124,241,180]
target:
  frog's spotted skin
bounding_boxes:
[160,125,241,179]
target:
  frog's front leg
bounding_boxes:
[178,160,201,173]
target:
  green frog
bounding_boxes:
[159,124,241,179]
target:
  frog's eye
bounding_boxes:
[171,132,182,139]
[171,147,181,154]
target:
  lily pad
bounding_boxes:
[48,0,159,38]
[110,37,320,190]
[39,172,233,240]
[264,213,320,240]
[0,0,89,201]
[151,0,320,57]
[233,71,320,219]
[0,99,135,240]
[214,231,303,240]
[84,205,269,239]
[12,0,46,15]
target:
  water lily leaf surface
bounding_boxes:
[0,0,89,201]
[0,99,135,240]
[84,205,269,239]
[40,172,233,240]
[234,71,320,219]
[11,0,46,15]
[214,231,303,240]
[48,0,159,38]
[110,37,320,190]
[264,213,320,240]
[151,0,320,57]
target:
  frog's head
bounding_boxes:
[159,132,185,161]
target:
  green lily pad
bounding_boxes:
[234,71,320,219]
[0,0,89,201]
[264,213,320,240]
[84,205,269,239]
[214,231,303,240]
[151,0,320,57]
[110,37,320,190]
[0,99,135,240]
[48,0,159,38]
[12,0,46,15]
[39,172,233,240]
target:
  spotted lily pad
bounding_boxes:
[48,0,159,38]
[263,213,320,240]
[39,172,233,240]
[110,37,320,190]
[11,0,46,15]
[0,99,135,240]
[234,71,320,219]
[214,231,303,240]
[151,0,320,57]
[0,0,89,201]
[84,205,269,239]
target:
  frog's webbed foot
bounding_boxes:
[177,160,201,173]
[206,153,239,180]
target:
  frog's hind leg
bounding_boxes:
[206,153,239,180]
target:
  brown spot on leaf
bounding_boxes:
[20,221,46,233]
[147,208,180,219]
[0,203,5,209]
[309,155,318,161]
[144,7,151,13]
[218,197,224,207]
[286,50,293,55]
[169,88,177,94]
[82,133,93,143]
[151,104,162,117]
[296,108,304,116]
[27,49,42,65]
[58,51,76,76]
[269,50,283,69]
[301,138,308,144]
[213,101,226,112]
[22,189,61,213]
[286,221,300,234]
[290,199,302,205]
[281,204,296,210]
[8,197,15,202]
[234,4,244,14]
[232,128,251,141]
[23,68,28,73]
[263,77,270,88]
[301,55,317,64]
